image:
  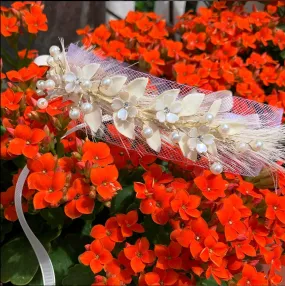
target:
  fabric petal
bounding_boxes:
[100,75,127,97]
[145,122,161,153]
[157,89,180,106]
[180,93,205,116]
[166,112,179,123]
[170,101,182,114]
[187,138,197,150]
[63,72,77,83]
[111,98,124,111]
[155,99,165,111]
[82,63,100,80]
[84,105,102,133]
[201,134,215,145]
[156,111,166,123]
[125,77,148,99]
[208,99,222,118]
[113,112,135,140]
[127,106,138,118]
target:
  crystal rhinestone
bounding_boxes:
[164,107,170,114]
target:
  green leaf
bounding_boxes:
[0,124,6,135]
[13,155,27,169]
[40,207,65,229]
[280,50,285,59]
[0,236,51,285]
[49,244,74,285]
[198,276,227,286]
[111,185,134,214]
[56,140,65,158]
[0,219,13,243]
[62,264,94,286]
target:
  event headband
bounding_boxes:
[34,39,285,177]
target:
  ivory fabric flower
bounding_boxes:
[111,91,138,121]
[62,63,100,93]
[154,89,182,123]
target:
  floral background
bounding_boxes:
[1,1,285,286]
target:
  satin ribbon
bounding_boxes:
[14,123,87,286]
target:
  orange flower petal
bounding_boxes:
[64,200,82,219]
[30,128,46,144]
[33,191,49,209]
[79,251,96,265]
[22,144,39,158]
[90,259,103,274]
[8,138,26,155]
[131,256,145,273]
[91,225,106,239]
[44,191,63,205]
[76,196,94,214]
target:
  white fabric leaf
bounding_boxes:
[145,122,161,152]
[100,75,127,97]
[33,55,49,66]
[187,138,197,150]
[125,77,148,99]
[179,134,189,157]
[84,105,102,133]
[208,99,222,117]
[187,150,198,161]
[209,90,233,112]
[207,142,218,156]
[82,63,100,80]
[170,101,182,114]
[189,127,198,138]
[201,134,215,145]
[128,106,138,118]
[179,93,205,116]
[155,99,165,111]
[119,91,130,102]
[113,113,135,139]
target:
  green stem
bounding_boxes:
[1,49,17,68]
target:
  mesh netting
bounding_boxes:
[65,44,284,177]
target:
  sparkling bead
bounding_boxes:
[81,79,92,90]
[69,107,81,120]
[251,140,263,151]
[236,142,248,153]
[47,56,55,66]
[164,107,170,114]
[142,127,153,139]
[218,124,230,135]
[101,78,112,88]
[81,102,93,114]
[44,79,55,91]
[49,45,60,57]
[36,80,45,90]
[210,162,223,175]
[205,113,214,123]
[37,98,48,109]
[171,131,181,144]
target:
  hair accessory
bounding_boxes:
[34,39,285,177]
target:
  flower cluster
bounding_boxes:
[78,163,285,285]
[77,1,285,116]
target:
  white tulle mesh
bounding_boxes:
[65,43,285,177]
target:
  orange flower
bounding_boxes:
[194,171,227,201]
[1,89,23,111]
[91,24,111,46]
[109,19,125,33]
[273,29,285,50]
[232,239,256,260]
[76,25,92,36]
[155,241,182,270]
[170,190,201,220]
[215,42,238,60]
[124,237,155,273]
[126,11,143,24]
[216,203,246,241]
[260,66,278,86]
[143,50,164,76]
[265,192,285,223]
[0,186,28,221]
[200,236,228,266]
[116,210,145,237]
[249,11,270,27]
[145,269,179,286]
[18,49,38,59]
[91,217,124,251]
[92,275,121,286]
[236,180,261,198]
[33,171,66,208]
[1,15,18,37]
[198,60,220,79]
[174,62,195,84]
[23,5,47,34]
[184,32,206,50]
[6,63,47,82]
[136,16,153,32]
[82,142,113,166]
[8,125,46,158]
[206,262,232,285]
[255,27,273,46]
[79,240,113,274]
[90,165,121,200]
[107,41,131,61]
[27,152,56,189]
[246,52,265,68]
[276,70,285,87]
[237,264,268,286]
[242,33,256,49]
[64,178,94,219]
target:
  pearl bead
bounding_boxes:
[251,140,263,152]
[205,113,214,123]
[36,89,45,96]
[69,107,81,120]
[210,162,223,175]
[101,78,112,88]
[218,124,230,135]
[81,102,93,114]
[37,98,48,109]
[171,131,181,143]
[49,45,60,57]
[236,142,248,153]
[81,79,92,90]
[47,56,55,66]
[44,79,55,91]
[142,127,153,139]
[36,80,45,90]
